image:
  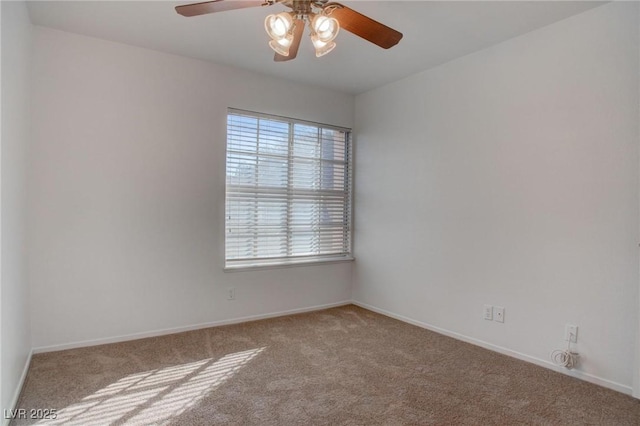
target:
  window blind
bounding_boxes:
[225,109,352,268]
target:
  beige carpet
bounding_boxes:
[12,305,640,425]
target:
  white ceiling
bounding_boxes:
[27,1,605,94]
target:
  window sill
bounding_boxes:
[224,256,355,272]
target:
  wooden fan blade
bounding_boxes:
[274,19,305,62]
[176,0,265,17]
[324,2,402,49]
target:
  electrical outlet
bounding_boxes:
[483,304,493,320]
[565,324,578,343]
[494,306,505,323]
[227,287,235,301]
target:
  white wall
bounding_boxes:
[635,1,640,400]
[29,27,354,350]
[353,2,639,393]
[1,0,33,414]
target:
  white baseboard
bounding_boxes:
[352,300,633,396]
[33,300,353,354]
[3,349,33,426]
[27,299,634,399]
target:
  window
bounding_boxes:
[225,109,352,269]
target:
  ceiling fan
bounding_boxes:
[175,0,403,61]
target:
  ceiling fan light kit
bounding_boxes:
[265,12,296,56]
[265,12,295,55]
[308,13,339,56]
[176,0,403,62]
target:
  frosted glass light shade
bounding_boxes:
[311,15,339,42]
[269,38,293,56]
[311,36,336,57]
[265,13,294,40]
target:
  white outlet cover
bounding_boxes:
[483,304,493,320]
[494,306,505,323]
[565,324,578,342]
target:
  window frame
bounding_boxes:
[224,108,354,271]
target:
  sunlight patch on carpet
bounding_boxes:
[39,347,266,425]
